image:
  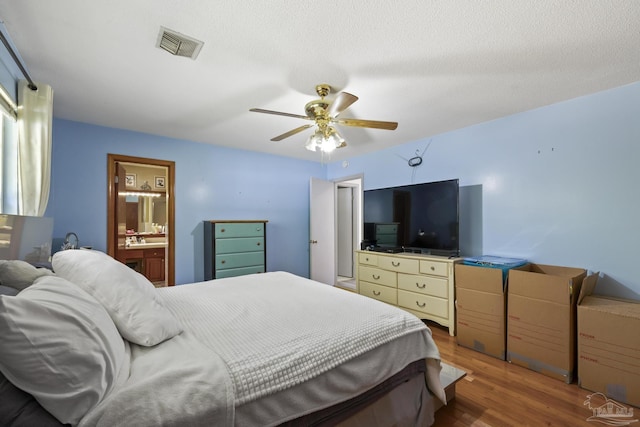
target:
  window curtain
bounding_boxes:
[17,79,53,216]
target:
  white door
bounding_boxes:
[309,177,336,285]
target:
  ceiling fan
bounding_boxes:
[250,84,398,152]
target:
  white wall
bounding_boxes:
[328,81,640,299]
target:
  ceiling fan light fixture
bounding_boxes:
[305,127,344,153]
[250,83,397,155]
[324,128,344,153]
[305,129,323,152]
[319,137,337,153]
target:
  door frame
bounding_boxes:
[309,174,363,286]
[106,154,176,286]
[336,178,362,279]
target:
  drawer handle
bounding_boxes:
[373,290,381,296]
[221,260,226,264]
[416,301,426,308]
[365,257,370,261]
[256,242,261,246]
[256,227,262,231]
[416,282,426,289]
[392,261,400,267]
[220,228,225,232]
[430,266,435,271]
[372,274,381,280]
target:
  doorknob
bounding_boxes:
[310,240,318,244]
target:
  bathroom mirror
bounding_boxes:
[125,193,167,233]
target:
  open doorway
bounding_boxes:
[106,154,175,286]
[335,176,362,291]
[309,175,362,289]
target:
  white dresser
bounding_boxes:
[356,250,460,336]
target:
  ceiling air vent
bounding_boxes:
[156,27,203,60]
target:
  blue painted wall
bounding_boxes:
[45,120,326,284]
[328,81,640,299]
[7,20,640,298]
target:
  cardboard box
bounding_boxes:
[507,264,587,383]
[455,262,528,360]
[578,274,640,408]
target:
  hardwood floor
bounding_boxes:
[428,322,628,427]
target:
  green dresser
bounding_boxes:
[375,223,399,246]
[204,220,267,280]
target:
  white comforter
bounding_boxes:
[80,271,440,426]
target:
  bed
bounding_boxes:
[0,249,447,426]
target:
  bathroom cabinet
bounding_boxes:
[144,247,165,282]
[123,243,166,285]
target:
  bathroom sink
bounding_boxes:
[126,242,167,249]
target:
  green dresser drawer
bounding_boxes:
[216,251,264,270]
[215,237,264,254]
[204,220,268,281]
[215,222,265,238]
[375,223,398,246]
[376,234,397,245]
[376,223,398,234]
[216,265,265,279]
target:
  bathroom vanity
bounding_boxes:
[123,232,167,285]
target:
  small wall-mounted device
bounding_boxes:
[408,156,423,167]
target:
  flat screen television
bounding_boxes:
[363,178,459,257]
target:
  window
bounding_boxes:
[0,90,18,214]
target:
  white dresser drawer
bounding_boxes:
[378,256,419,274]
[358,252,379,266]
[397,273,448,298]
[419,259,448,277]
[358,265,396,287]
[356,250,459,337]
[360,281,397,305]
[398,290,448,319]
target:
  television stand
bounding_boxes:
[356,250,461,336]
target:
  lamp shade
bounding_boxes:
[305,127,345,153]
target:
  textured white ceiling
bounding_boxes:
[1,1,639,162]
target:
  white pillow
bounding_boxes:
[0,275,129,425]
[52,249,182,346]
[0,260,54,291]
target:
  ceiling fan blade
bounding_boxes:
[271,124,314,141]
[334,118,398,130]
[328,92,358,118]
[250,108,310,120]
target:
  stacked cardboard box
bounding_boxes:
[507,264,587,383]
[578,274,640,408]
[455,257,528,360]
